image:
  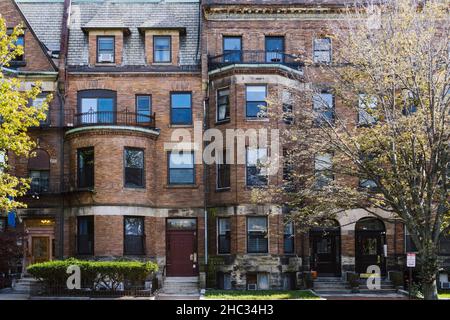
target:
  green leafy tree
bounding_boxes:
[0,16,49,212]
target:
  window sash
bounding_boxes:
[313,38,331,63]
[169,152,195,184]
[77,217,94,255]
[313,93,335,124]
[136,95,152,123]
[124,148,144,187]
[217,89,230,121]
[77,148,94,189]
[246,86,267,118]
[171,93,192,125]
[247,217,268,253]
[217,150,230,189]
[154,36,171,62]
[29,170,50,193]
[97,36,115,61]
[284,222,295,254]
[223,37,242,62]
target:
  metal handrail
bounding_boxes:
[64,110,157,129]
[208,50,304,70]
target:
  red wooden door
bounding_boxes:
[166,230,197,276]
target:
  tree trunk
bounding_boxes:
[419,245,439,300]
[422,280,438,300]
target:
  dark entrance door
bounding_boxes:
[355,218,386,275]
[166,219,198,277]
[310,227,341,277]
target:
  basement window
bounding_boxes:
[247,273,269,290]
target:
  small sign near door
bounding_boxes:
[406,253,416,267]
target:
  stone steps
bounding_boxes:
[12,278,40,294]
[158,276,200,296]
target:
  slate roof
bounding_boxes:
[203,0,355,5]
[16,1,64,53]
[68,1,200,67]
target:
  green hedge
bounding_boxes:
[27,258,158,291]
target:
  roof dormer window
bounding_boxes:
[97,36,115,63]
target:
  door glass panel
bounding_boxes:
[362,237,378,255]
[317,238,332,254]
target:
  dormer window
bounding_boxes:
[97,36,115,63]
[154,36,171,63]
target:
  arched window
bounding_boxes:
[355,217,385,231]
[28,149,50,193]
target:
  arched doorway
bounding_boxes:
[310,220,341,277]
[355,217,386,275]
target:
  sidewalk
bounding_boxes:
[0,288,29,300]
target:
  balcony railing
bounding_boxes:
[208,50,304,71]
[64,110,157,129]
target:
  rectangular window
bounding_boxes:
[218,217,231,254]
[97,36,115,63]
[124,217,145,255]
[246,273,269,290]
[247,217,268,254]
[313,38,331,63]
[32,94,49,125]
[29,170,50,193]
[223,36,242,63]
[171,92,192,125]
[246,148,268,187]
[124,148,144,188]
[77,216,94,255]
[8,29,24,63]
[358,94,378,125]
[246,85,267,119]
[168,151,195,185]
[265,36,284,62]
[284,221,295,254]
[217,88,230,122]
[136,95,152,123]
[314,153,333,188]
[77,147,94,189]
[153,36,171,63]
[313,92,335,125]
[217,150,230,189]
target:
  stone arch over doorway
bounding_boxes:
[355,217,387,275]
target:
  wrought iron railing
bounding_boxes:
[208,50,304,71]
[64,110,157,129]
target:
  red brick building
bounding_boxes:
[2,0,449,291]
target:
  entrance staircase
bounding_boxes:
[12,277,40,295]
[313,277,398,295]
[156,277,200,300]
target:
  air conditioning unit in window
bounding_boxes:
[98,53,114,63]
[247,284,257,291]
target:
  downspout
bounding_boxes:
[57,0,72,258]
[203,98,208,266]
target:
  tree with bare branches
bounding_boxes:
[254,0,449,300]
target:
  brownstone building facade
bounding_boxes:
[2,0,449,290]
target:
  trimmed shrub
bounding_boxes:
[390,271,404,288]
[27,258,158,292]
